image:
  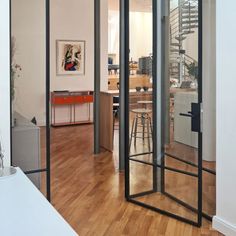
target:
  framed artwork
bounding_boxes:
[57,40,85,75]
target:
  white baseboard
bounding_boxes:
[37,118,94,127]
[213,216,236,236]
[37,119,46,127]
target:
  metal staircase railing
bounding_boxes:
[169,0,198,82]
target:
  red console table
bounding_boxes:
[51,91,94,127]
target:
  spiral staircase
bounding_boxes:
[169,0,199,82]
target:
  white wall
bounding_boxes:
[130,12,152,61]
[11,0,46,125]
[202,0,216,162]
[213,0,236,235]
[180,2,216,162]
[50,0,95,123]
[50,0,108,122]
[108,10,119,63]
[183,29,198,61]
[108,10,152,62]
[100,0,109,92]
[0,0,11,166]
[51,0,108,97]
[170,0,178,10]
[51,0,94,92]
[12,0,108,125]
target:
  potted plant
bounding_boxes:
[185,62,198,80]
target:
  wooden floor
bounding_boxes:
[42,125,222,236]
[128,120,216,219]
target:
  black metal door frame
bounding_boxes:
[10,0,51,201]
[121,0,204,227]
[94,0,101,154]
[10,0,103,201]
[10,0,103,202]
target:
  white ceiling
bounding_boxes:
[108,0,152,12]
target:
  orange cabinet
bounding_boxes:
[52,96,75,105]
[83,95,93,103]
[51,91,94,126]
[74,95,84,103]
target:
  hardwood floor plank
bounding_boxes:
[41,125,223,236]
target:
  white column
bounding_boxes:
[0,0,11,166]
[202,0,216,162]
[213,0,236,235]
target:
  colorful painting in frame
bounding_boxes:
[57,40,85,75]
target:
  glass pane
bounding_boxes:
[129,0,153,158]
[130,161,153,196]
[11,0,46,191]
[202,171,216,217]
[165,0,199,222]
[127,0,204,225]
[107,1,120,159]
[135,168,198,222]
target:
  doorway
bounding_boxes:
[10,0,104,202]
[121,0,216,227]
[10,0,51,200]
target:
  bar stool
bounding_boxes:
[129,108,153,152]
[113,96,119,121]
[137,100,153,109]
[137,100,153,134]
[113,96,119,144]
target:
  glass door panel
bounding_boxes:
[128,0,154,197]
[125,0,205,226]
[11,0,49,197]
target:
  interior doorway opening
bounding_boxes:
[10,0,109,200]
[9,0,216,229]
[120,0,216,227]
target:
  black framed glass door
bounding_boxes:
[10,0,51,201]
[122,0,203,226]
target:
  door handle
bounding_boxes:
[179,111,195,118]
[179,103,201,133]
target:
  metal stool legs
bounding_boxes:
[129,116,136,151]
[129,113,153,153]
[113,109,119,146]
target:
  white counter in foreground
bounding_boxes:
[0,168,78,236]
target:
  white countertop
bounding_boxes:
[0,168,78,236]
[101,87,196,95]
[101,88,153,94]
